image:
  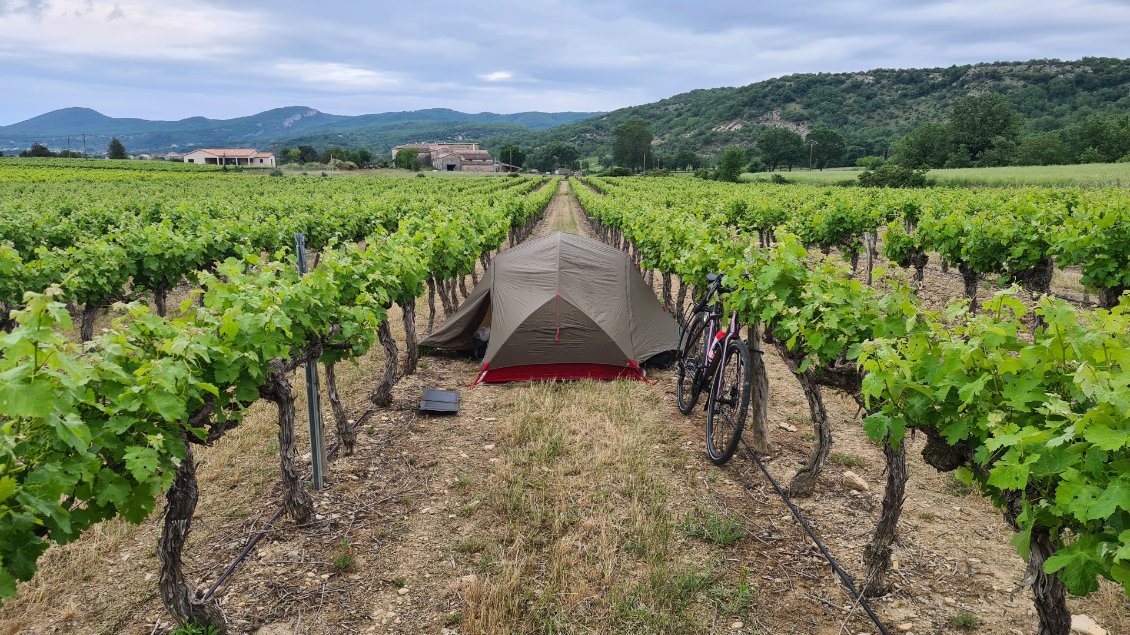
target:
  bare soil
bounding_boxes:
[2,180,1125,635]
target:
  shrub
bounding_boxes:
[643,168,672,177]
[857,163,930,188]
[603,166,634,177]
[855,155,885,168]
[950,610,981,630]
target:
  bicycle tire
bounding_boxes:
[675,312,708,415]
[705,337,751,465]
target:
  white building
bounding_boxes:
[183,149,275,167]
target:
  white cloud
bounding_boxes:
[272,61,400,91]
[478,71,513,82]
[0,0,268,60]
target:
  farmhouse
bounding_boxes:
[183,149,275,167]
[390,142,495,172]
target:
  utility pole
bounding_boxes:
[81,133,87,157]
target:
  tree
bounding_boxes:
[671,148,703,171]
[949,94,1020,163]
[805,127,846,169]
[1065,115,1130,163]
[612,118,654,171]
[19,143,55,158]
[1014,133,1070,166]
[296,145,319,163]
[892,123,951,168]
[394,148,421,171]
[757,127,805,171]
[353,148,373,166]
[107,138,127,160]
[497,144,526,167]
[531,142,579,172]
[320,146,349,164]
[715,147,747,182]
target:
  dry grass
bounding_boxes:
[458,381,754,634]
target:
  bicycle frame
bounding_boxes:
[697,298,743,403]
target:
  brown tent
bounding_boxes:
[420,232,678,383]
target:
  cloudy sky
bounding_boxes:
[1,0,1128,124]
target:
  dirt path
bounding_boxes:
[3,180,1124,635]
[531,179,587,237]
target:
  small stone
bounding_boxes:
[484,417,498,422]
[896,623,913,633]
[1070,614,1108,635]
[891,558,899,571]
[777,422,797,432]
[483,444,496,450]
[302,452,312,462]
[843,470,870,491]
[315,514,325,521]
[730,622,743,630]
[489,457,500,463]
[943,597,957,607]
[398,587,409,595]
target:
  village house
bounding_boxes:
[390,142,495,172]
[183,149,275,167]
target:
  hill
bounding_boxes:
[0,107,602,156]
[499,57,1130,163]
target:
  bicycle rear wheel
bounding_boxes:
[705,338,751,465]
[675,312,708,415]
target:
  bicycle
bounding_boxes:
[675,273,752,465]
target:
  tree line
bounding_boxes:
[892,93,1130,168]
[13,138,129,159]
[277,145,375,168]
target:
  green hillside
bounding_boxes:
[0,107,602,156]
[499,57,1130,163]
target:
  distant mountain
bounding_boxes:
[501,57,1130,162]
[0,106,603,155]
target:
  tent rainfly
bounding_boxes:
[420,232,678,383]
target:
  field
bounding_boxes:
[0,161,1127,635]
[743,161,1130,187]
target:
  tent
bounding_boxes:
[420,232,678,383]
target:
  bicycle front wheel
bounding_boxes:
[705,338,751,465]
[675,312,708,415]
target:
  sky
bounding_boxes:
[1,0,1129,124]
